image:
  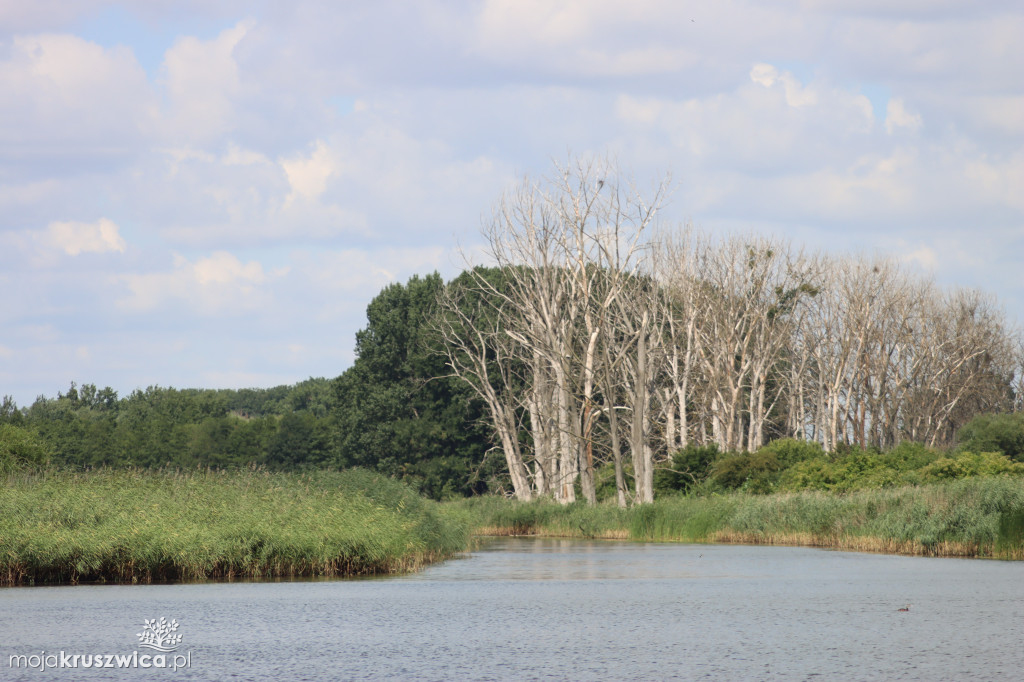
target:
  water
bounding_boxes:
[2,538,1023,680]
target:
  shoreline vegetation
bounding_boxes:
[0,468,467,587]
[4,470,1024,587]
[453,476,1024,560]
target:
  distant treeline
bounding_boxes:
[0,273,503,499]
[2,380,334,469]
[3,262,1024,502]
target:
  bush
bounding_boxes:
[757,438,826,466]
[921,451,1024,481]
[779,453,906,492]
[0,424,50,474]
[709,450,785,493]
[707,439,828,494]
[878,441,942,471]
[958,413,1024,461]
[655,443,720,494]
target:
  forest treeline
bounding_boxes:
[3,158,1023,504]
[0,273,502,500]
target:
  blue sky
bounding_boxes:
[1,1,1022,405]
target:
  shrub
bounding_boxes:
[709,450,785,493]
[707,439,827,494]
[779,459,842,492]
[879,441,942,471]
[921,451,1024,481]
[958,413,1024,461]
[655,443,720,494]
[757,438,825,467]
[0,424,50,474]
[830,454,906,491]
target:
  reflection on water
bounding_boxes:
[2,538,1022,680]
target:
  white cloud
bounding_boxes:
[615,65,875,177]
[0,33,154,171]
[750,63,818,107]
[281,140,335,205]
[119,251,280,314]
[191,250,266,285]
[750,63,778,87]
[901,245,939,270]
[222,143,272,166]
[43,218,127,256]
[885,98,923,134]
[470,0,726,79]
[1,1,1022,405]
[159,19,253,143]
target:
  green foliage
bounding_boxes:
[705,439,826,494]
[333,272,496,499]
[758,438,826,465]
[775,443,1019,492]
[19,380,336,471]
[697,438,1024,495]
[655,443,720,494]
[709,450,785,493]
[595,460,628,501]
[781,453,905,492]
[453,495,630,538]
[10,271,503,498]
[452,477,1024,557]
[267,412,332,469]
[920,451,1024,480]
[996,509,1024,553]
[0,424,51,474]
[0,468,469,585]
[1,395,24,425]
[958,412,1024,461]
[877,441,942,471]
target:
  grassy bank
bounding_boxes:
[0,468,469,586]
[452,477,1024,559]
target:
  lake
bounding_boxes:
[2,537,1022,680]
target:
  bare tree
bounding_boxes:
[441,159,1022,501]
[437,274,533,500]
[453,156,668,504]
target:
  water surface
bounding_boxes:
[2,538,1022,680]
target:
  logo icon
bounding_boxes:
[136,618,183,652]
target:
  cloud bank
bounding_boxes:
[0,0,1021,404]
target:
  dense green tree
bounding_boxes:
[223,416,278,467]
[20,381,334,470]
[958,413,1024,461]
[0,423,50,473]
[333,272,493,498]
[268,411,332,469]
[1,396,25,425]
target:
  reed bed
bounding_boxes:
[0,468,469,586]
[454,477,1024,559]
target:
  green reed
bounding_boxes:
[0,468,469,586]
[453,477,1024,559]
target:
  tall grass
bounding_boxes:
[453,477,1024,559]
[0,468,469,586]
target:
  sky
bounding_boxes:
[1,0,1022,406]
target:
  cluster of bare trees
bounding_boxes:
[440,158,1023,505]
